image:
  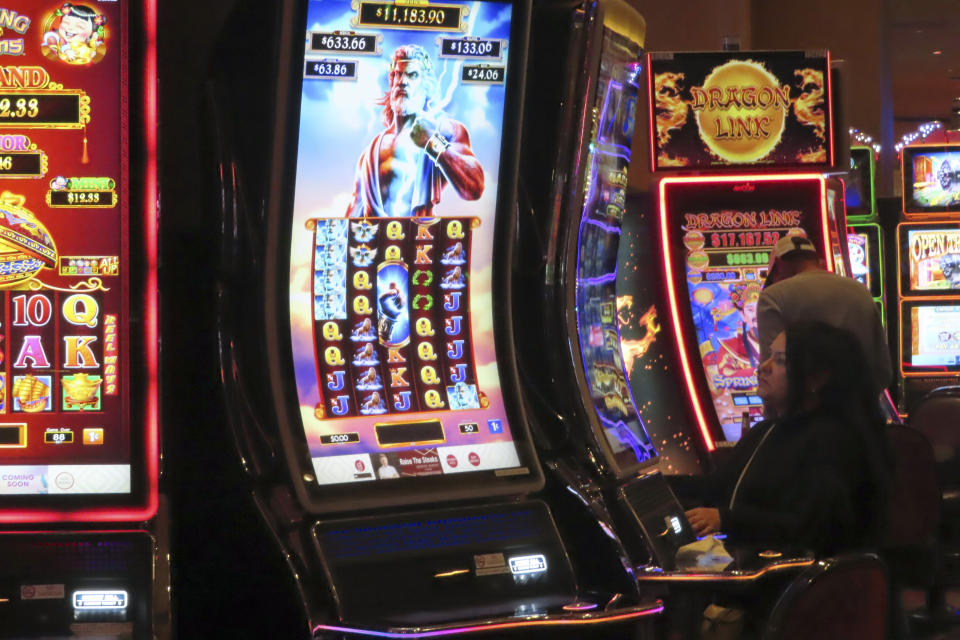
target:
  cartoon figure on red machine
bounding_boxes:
[42,3,108,65]
[345,45,484,218]
[703,283,761,377]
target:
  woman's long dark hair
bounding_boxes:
[784,321,881,426]
[783,321,891,542]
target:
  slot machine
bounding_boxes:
[510,0,715,579]
[846,146,887,319]
[209,0,663,635]
[647,50,848,451]
[896,142,960,411]
[0,1,167,639]
[513,35,822,629]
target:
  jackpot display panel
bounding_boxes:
[660,174,831,446]
[266,0,542,512]
[0,1,156,520]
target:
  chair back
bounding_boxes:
[884,423,940,547]
[761,554,887,640]
[909,386,960,490]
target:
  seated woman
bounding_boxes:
[671,321,890,555]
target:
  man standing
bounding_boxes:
[346,45,484,218]
[757,235,892,395]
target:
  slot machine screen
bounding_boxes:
[898,223,960,297]
[661,175,828,443]
[571,26,657,478]
[901,301,960,373]
[277,0,537,504]
[0,1,153,512]
[848,231,871,289]
[903,145,960,216]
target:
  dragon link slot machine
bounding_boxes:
[649,50,850,451]
[896,142,960,411]
[0,1,165,639]
[209,0,664,637]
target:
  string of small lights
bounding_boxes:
[894,120,942,152]
[848,127,881,153]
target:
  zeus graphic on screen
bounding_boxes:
[345,45,485,217]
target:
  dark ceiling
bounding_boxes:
[889,0,960,139]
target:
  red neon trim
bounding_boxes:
[0,528,148,536]
[141,0,160,523]
[826,51,835,166]
[647,53,656,172]
[816,175,833,272]
[659,180,715,452]
[659,173,828,452]
[313,604,665,638]
[0,0,159,524]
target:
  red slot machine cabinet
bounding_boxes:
[659,174,841,448]
[648,50,849,452]
[896,142,960,412]
[208,0,664,636]
[0,1,166,638]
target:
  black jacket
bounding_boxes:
[669,410,886,555]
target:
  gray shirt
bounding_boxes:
[757,270,892,394]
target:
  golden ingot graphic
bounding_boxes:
[693,60,788,164]
[13,374,49,413]
[0,192,58,288]
[63,373,102,408]
[683,230,705,250]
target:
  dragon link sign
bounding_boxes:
[649,51,831,169]
[691,60,790,163]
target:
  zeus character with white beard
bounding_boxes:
[345,45,485,218]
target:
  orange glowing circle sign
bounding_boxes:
[692,59,788,164]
